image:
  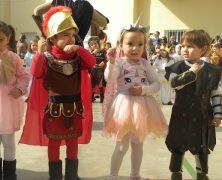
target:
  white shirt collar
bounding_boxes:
[184,60,205,68]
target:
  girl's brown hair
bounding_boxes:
[119,26,147,44]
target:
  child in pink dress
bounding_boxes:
[103,24,167,180]
[0,21,30,180]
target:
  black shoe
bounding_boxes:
[92,93,96,102]
[49,161,62,180]
[92,97,96,102]
[3,160,17,180]
[100,95,104,103]
[168,101,173,105]
[171,172,182,180]
[197,173,209,180]
[65,159,81,180]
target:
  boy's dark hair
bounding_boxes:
[180,29,211,48]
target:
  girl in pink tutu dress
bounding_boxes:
[0,21,30,179]
[103,24,167,180]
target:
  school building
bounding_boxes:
[0,0,221,45]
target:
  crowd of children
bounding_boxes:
[1,3,222,180]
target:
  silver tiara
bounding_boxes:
[120,14,149,37]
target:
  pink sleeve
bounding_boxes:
[30,52,47,78]
[14,54,30,94]
[77,47,96,69]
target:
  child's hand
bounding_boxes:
[107,48,116,64]
[189,63,202,73]
[99,62,105,67]
[93,49,100,54]
[129,85,142,96]
[63,45,79,54]
[212,118,221,127]
[8,87,22,99]
[38,37,47,53]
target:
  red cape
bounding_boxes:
[19,70,93,146]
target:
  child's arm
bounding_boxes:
[167,63,202,89]
[211,88,222,127]
[104,48,120,82]
[77,47,96,69]
[63,45,96,69]
[9,54,30,98]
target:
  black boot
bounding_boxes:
[0,158,2,180]
[92,92,96,102]
[171,172,182,180]
[49,161,62,180]
[197,173,209,180]
[65,159,81,180]
[3,160,17,180]
[196,153,209,180]
[99,88,104,103]
[198,154,208,174]
[169,153,184,180]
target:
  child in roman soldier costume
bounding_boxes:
[19,6,96,180]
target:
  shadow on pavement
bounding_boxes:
[17,169,48,180]
[82,176,127,180]
[82,177,172,180]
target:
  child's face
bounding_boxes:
[31,42,38,53]
[0,32,9,52]
[212,47,220,56]
[105,43,111,50]
[159,49,168,57]
[120,31,145,61]
[50,28,77,50]
[89,40,100,50]
[181,40,206,62]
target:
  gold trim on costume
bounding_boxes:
[171,70,197,89]
[47,132,82,139]
[45,101,83,119]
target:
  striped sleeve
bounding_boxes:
[211,88,222,118]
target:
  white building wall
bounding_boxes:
[150,0,187,36]
[10,0,45,40]
[88,0,134,47]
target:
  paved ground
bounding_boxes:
[14,99,222,180]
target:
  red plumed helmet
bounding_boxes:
[42,6,79,38]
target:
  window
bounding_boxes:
[23,32,38,43]
[165,29,187,44]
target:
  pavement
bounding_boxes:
[14,99,222,180]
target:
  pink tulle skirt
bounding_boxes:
[103,93,167,143]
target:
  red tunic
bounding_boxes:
[19,46,96,145]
